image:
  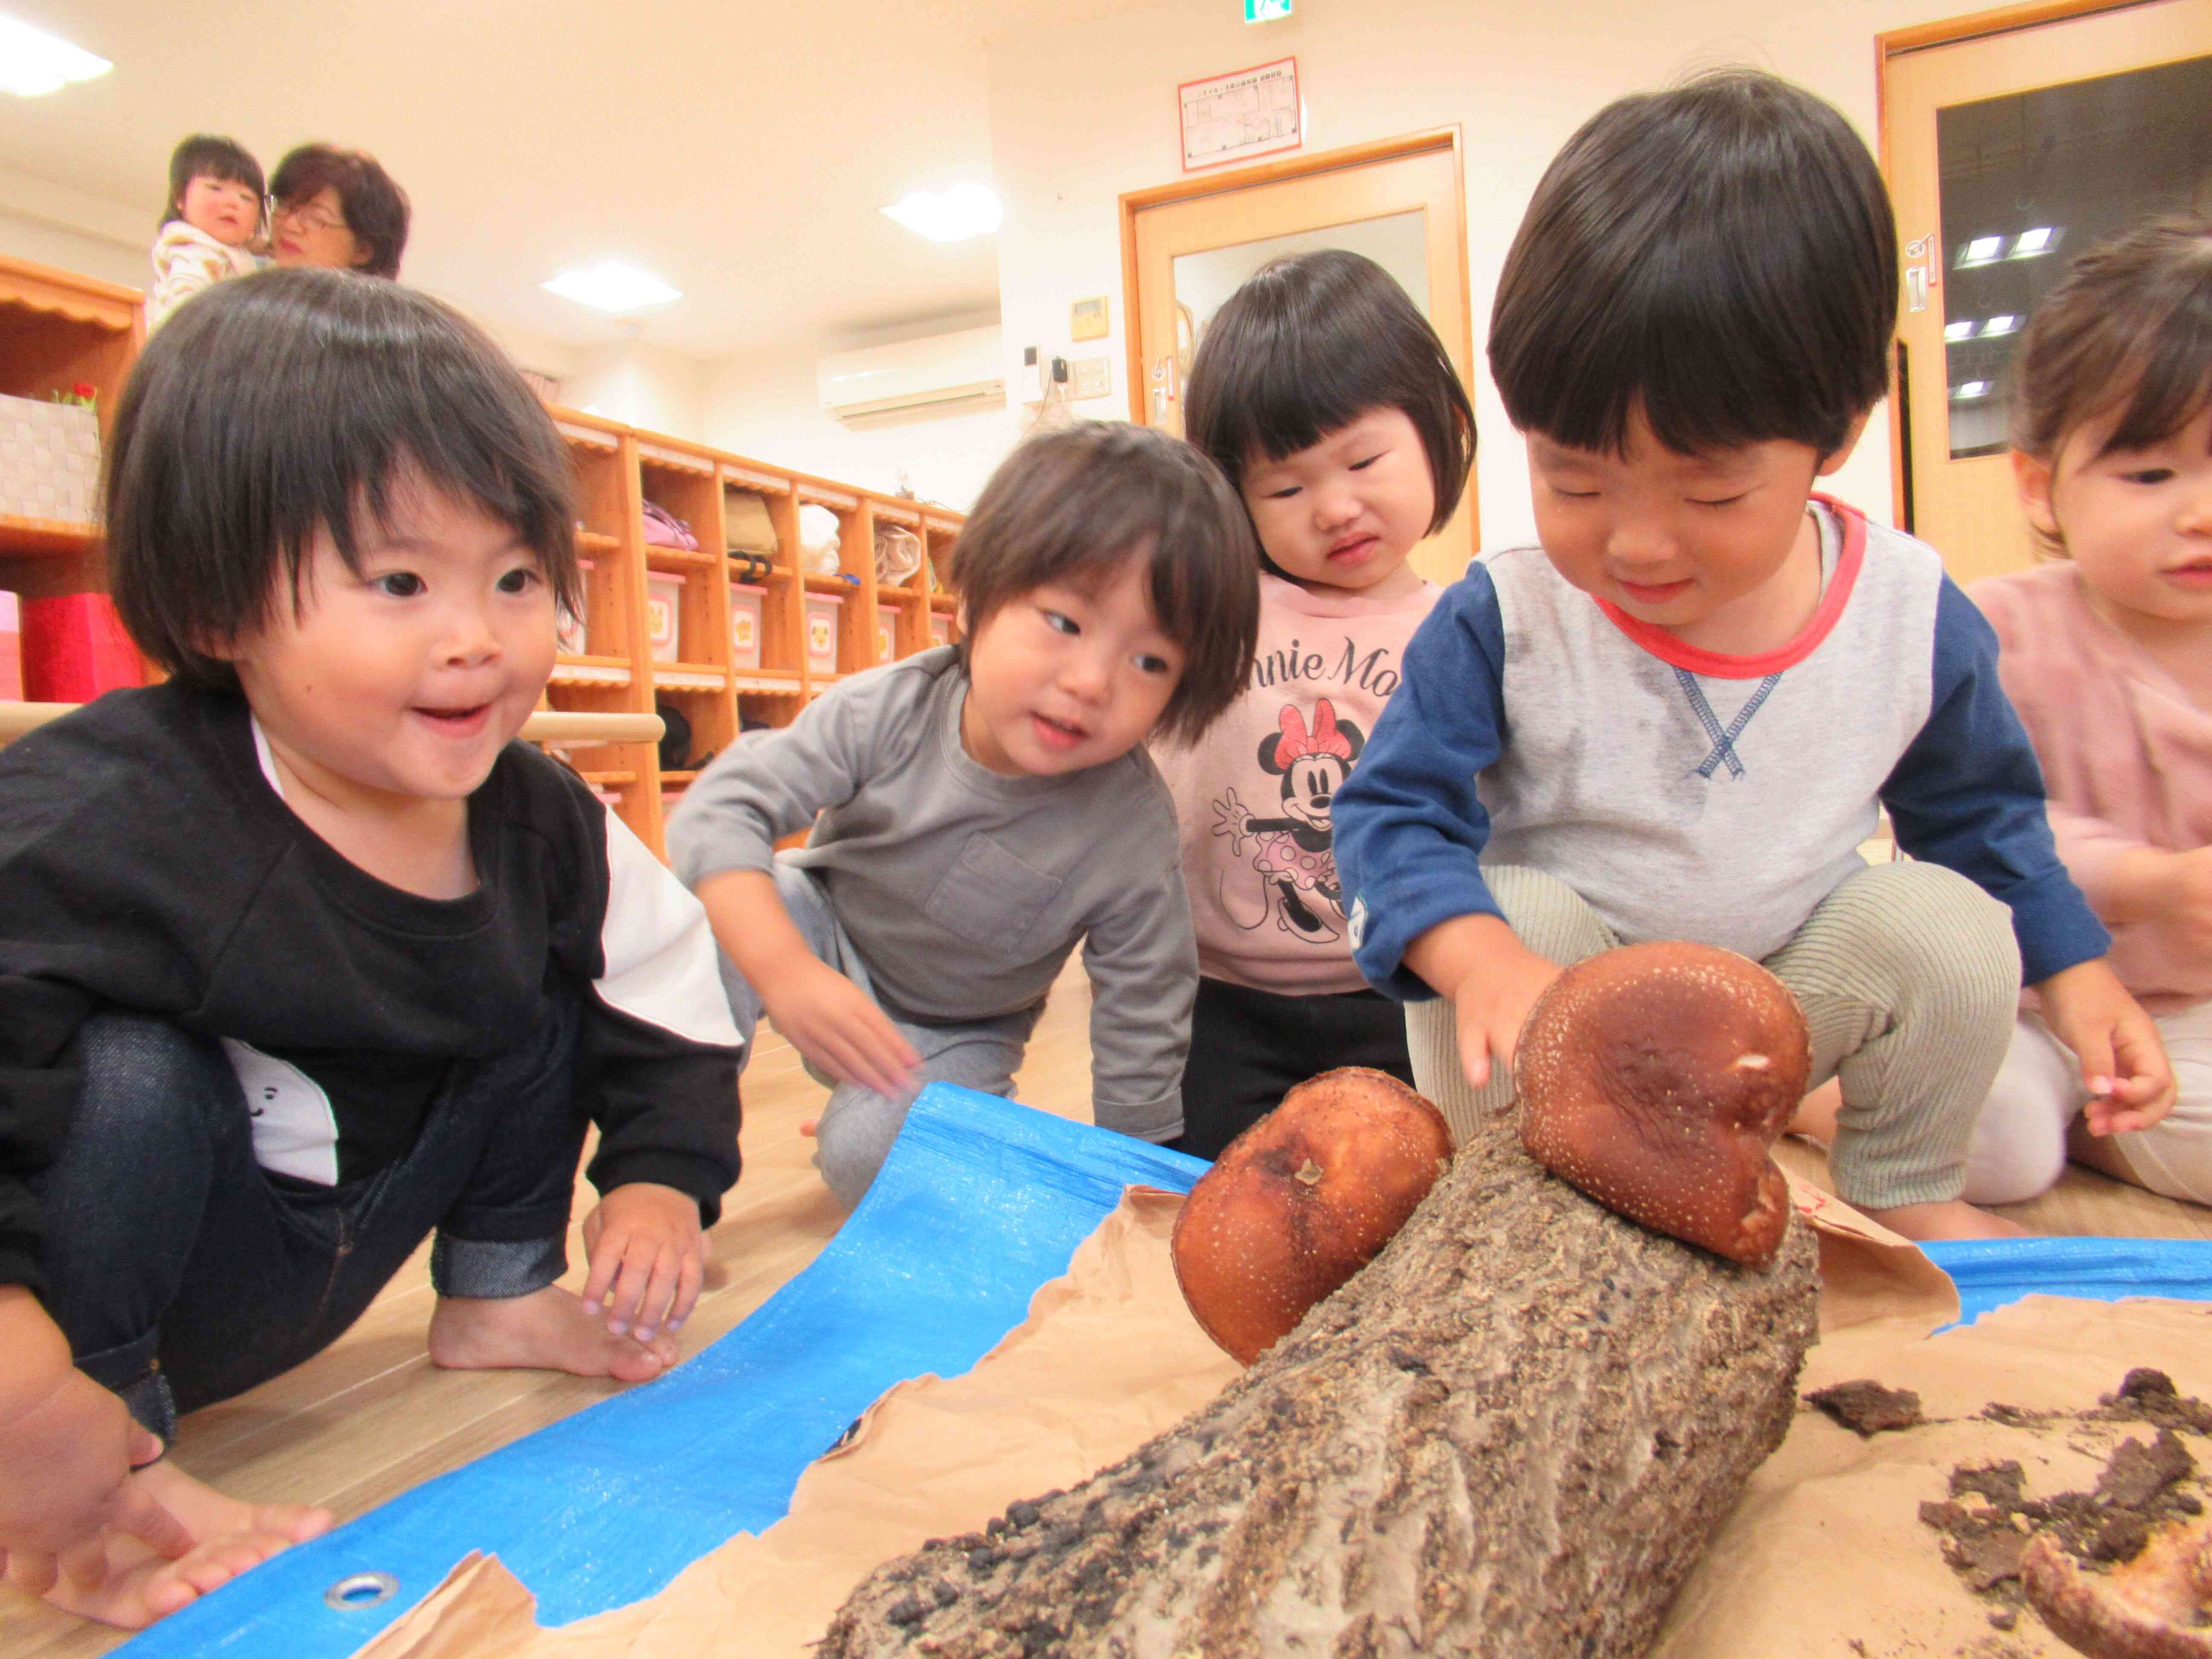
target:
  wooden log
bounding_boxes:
[820,1096,1819,1658]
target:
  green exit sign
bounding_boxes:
[1246,0,1292,19]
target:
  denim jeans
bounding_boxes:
[32,991,588,1438]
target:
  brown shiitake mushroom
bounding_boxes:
[1513,942,1809,1268]
[2024,1520,2212,1658]
[1172,1068,1453,1365]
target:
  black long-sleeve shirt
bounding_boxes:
[0,684,744,1296]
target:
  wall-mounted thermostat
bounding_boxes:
[1070,296,1110,342]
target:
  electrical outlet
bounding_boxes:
[1071,357,1111,400]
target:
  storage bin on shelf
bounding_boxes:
[0,591,19,701]
[875,602,899,664]
[803,591,844,675]
[729,582,765,669]
[645,571,686,665]
[0,394,99,524]
[929,611,953,649]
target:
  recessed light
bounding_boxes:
[1944,320,1976,342]
[881,183,1003,244]
[1951,380,1991,400]
[0,14,111,97]
[2012,227,2055,256]
[539,262,681,314]
[1958,236,2004,267]
[1982,314,2020,337]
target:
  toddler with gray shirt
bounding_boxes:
[669,424,1260,1206]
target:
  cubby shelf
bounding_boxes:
[0,515,97,560]
[538,405,964,858]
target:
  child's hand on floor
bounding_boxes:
[762,957,920,1102]
[580,1183,706,1343]
[0,1290,194,1601]
[2038,958,2177,1136]
[1405,914,1563,1095]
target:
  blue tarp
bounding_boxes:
[1923,1235,2212,1329]
[118,1084,1205,1658]
[110,1082,2212,1656]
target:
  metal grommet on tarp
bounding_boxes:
[110,1084,1210,1659]
[323,1571,399,1610]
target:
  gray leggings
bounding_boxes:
[1407,861,2022,1211]
[720,858,1038,1208]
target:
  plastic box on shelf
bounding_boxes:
[730,582,765,669]
[645,571,685,664]
[875,602,899,664]
[804,592,844,675]
[929,611,953,650]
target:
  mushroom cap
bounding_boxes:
[1513,942,1809,1268]
[1172,1067,1454,1366]
[2023,1520,2212,1658]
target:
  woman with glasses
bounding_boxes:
[267,145,410,278]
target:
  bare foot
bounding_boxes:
[32,1461,329,1629]
[1787,1079,1842,1146]
[428,1284,676,1382]
[1860,1197,2031,1241]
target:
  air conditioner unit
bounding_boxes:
[818,325,1005,422]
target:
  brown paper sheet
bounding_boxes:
[355,1179,2212,1659]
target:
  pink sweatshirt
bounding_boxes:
[1972,561,2212,1014]
[1153,570,1441,994]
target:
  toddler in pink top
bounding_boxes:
[1968,212,2210,1205]
[1152,250,1476,1156]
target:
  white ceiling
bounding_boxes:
[0,0,1148,358]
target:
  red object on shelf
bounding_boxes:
[21,591,144,701]
[0,591,20,700]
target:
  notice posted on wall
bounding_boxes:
[1178,57,1301,172]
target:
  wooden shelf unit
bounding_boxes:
[540,405,965,855]
[0,255,143,605]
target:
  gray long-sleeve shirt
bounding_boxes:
[667,648,1193,1140]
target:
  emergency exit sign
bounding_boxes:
[1246,0,1292,20]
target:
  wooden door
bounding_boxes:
[1122,132,1477,585]
[1884,0,2212,588]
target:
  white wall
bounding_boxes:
[704,327,1022,512]
[562,337,710,441]
[985,0,1973,552]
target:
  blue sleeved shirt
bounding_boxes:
[1335,498,2109,999]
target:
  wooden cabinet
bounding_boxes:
[541,406,964,856]
[0,254,142,603]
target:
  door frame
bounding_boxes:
[1116,128,1473,434]
[1874,0,2158,526]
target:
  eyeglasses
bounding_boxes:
[274,201,348,235]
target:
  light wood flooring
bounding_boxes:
[6,961,2209,1656]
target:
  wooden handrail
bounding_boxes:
[0,702,664,747]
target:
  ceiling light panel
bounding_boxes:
[540,262,681,314]
[880,183,1003,244]
[1944,320,1976,342]
[0,14,111,97]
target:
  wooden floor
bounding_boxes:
[6,961,2209,1655]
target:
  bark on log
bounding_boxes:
[820,1100,1821,1658]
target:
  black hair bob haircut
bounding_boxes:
[1490,68,1897,459]
[952,421,1260,746]
[271,143,412,279]
[163,134,265,231]
[1183,248,1474,535]
[106,267,579,691]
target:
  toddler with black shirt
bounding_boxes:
[0,270,742,1632]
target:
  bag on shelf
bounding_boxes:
[641,501,699,551]
[874,525,923,588]
[798,504,843,578]
[725,492,779,556]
